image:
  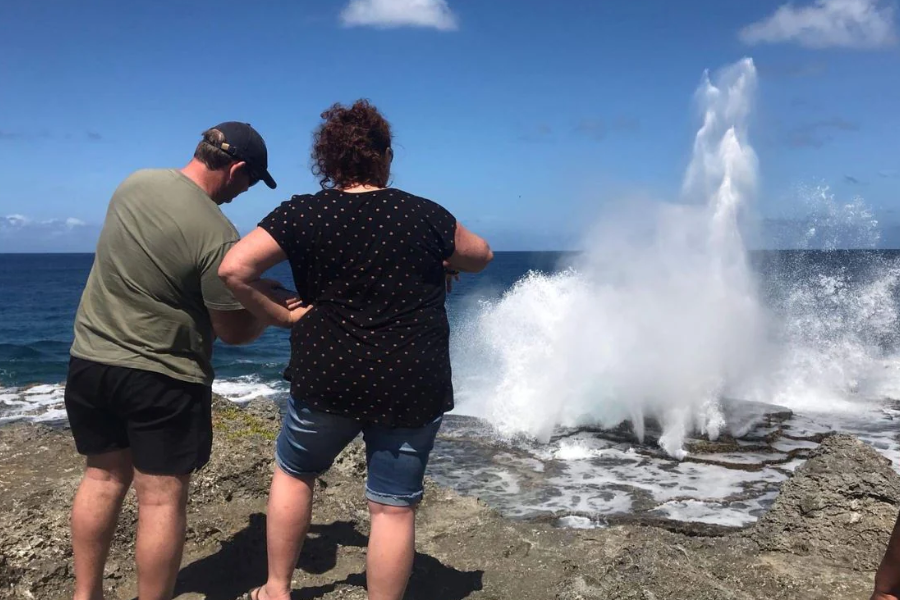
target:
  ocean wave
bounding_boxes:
[0,375,288,424]
[0,343,49,360]
[212,375,287,403]
[0,383,67,424]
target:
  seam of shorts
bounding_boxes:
[275,452,322,479]
[365,486,424,502]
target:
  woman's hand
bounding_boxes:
[289,305,314,325]
[259,279,304,310]
[255,278,312,327]
[257,279,312,323]
[443,260,460,293]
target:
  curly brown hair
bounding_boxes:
[311,99,393,189]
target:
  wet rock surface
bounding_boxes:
[0,397,894,599]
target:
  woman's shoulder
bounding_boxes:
[388,188,454,217]
[291,190,327,203]
[274,191,329,210]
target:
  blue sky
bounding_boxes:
[1,0,898,251]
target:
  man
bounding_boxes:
[873,516,900,599]
[64,122,291,600]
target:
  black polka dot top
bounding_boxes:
[259,188,457,428]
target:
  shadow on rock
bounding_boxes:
[406,553,484,600]
[322,554,484,600]
[169,513,483,600]
[169,512,268,600]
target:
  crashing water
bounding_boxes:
[451,58,900,460]
[432,58,900,526]
[746,186,900,412]
[453,58,765,457]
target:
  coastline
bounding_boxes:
[1,395,895,599]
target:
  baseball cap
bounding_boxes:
[209,122,277,189]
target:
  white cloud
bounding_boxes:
[4,214,30,227]
[340,0,458,31]
[0,214,96,251]
[739,0,897,49]
[2,214,88,233]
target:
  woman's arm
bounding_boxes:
[219,227,312,328]
[446,222,493,273]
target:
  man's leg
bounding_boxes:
[366,502,416,600]
[119,369,212,600]
[71,450,134,600]
[873,511,900,600]
[261,466,316,600]
[132,470,190,600]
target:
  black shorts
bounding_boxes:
[64,356,213,475]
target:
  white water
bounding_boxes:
[453,59,765,457]
[0,375,286,426]
[212,375,284,403]
[744,187,900,412]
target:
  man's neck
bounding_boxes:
[180,160,222,204]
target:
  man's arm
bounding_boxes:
[872,511,900,600]
[209,308,267,345]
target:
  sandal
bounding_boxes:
[244,588,261,600]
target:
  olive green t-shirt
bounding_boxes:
[71,169,244,385]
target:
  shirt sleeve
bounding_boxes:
[258,196,314,263]
[427,202,457,260]
[200,240,244,311]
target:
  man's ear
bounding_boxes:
[386,147,393,163]
[228,161,247,181]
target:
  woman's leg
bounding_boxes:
[260,398,361,600]
[362,414,442,600]
[366,501,416,600]
[262,466,317,600]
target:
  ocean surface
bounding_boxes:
[3,249,900,529]
[0,250,570,393]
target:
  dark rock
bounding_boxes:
[329,440,367,479]
[748,433,900,570]
[243,396,282,422]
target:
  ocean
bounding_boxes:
[0,250,571,398]
[3,249,900,529]
[4,58,899,528]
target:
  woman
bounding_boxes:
[219,99,493,600]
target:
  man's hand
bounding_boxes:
[872,593,900,600]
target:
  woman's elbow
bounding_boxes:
[218,260,242,290]
[471,245,494,273]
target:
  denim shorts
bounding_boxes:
[276,398,443,507]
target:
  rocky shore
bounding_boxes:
[1,396,897,599]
